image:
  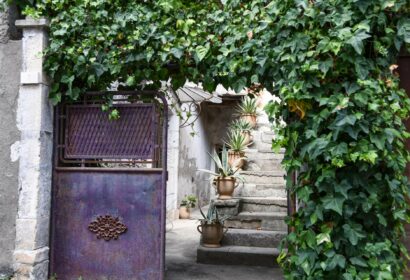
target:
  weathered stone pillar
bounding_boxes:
[167,109,181,219]
[13,18,52,280]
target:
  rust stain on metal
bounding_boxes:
[88,215,127,241]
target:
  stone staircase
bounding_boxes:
[197,116,288,267]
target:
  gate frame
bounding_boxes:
[49,91,168,279]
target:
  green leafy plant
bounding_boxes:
[198,145,238,177]
[199,202,230,225]
[225,130,247,152]
[237,96,258,115]
[229,119,253,132]
[180,195,197,209]
[198,145,242,178]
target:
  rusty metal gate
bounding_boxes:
[49,91,168,280]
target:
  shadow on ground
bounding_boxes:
[165,211,284,280]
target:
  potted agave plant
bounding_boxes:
[229,119,253,146]
[197,203,229,248]
[179,195,197,219]
[226,130,247,170]
[199,145,244,200]
[237,96,258,128]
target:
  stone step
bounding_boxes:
[225,211,287,231]
[240,171,285,185]
[197,245,280,267]
[244,151,284,172]
[241,197,287,212]
[235,183,287,198]
[222,229,286,248]
[245,148,284,161]
[249,130,276,151]
[251,130,282,142]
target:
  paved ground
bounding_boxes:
[165,211,284,280]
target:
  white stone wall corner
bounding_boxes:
[13,19,52,280]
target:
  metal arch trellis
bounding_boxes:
[171,86,217,128]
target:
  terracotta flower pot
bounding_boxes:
[213,176,239,200]
[179,206,191,219]
[240,114,257,128]
[240,130,252,146]
[197,222,228,248]
[228,150,245,169]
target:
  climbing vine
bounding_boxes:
[4,0,410,278]
[264,2,410,279]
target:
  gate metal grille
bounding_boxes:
[65,104,156,160]
[50,91,168,280]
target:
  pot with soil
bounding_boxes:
[213,176,239,200]
[198,203,229,248]
[198,145,245,200]
[179,195,197,219]
[237,96,259,128]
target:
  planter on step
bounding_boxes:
[240,130,253,146]
[240,113,257,128]
[197,222,228,248]
[213,176,239,200]
[179,195,197,219]
[237,97,258,128]
[228,150,245,169]
[179,206,191,219]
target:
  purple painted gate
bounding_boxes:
[50,91,168,280]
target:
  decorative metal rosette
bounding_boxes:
[88,215,127,241]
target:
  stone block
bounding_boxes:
[225,212,287,231]
[241,197,287,213]
[20,72,41,85]
[17,85,52,133]
[222,229,286,248]
[213,199,240,216]
[197,245,280,267]
[13,247,48,265]
[239,171,286,185]
[14,260,48,280]
[235,183,287,198]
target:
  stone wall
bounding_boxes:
[177,104,213,208]
[0,9,22,279]
[166,110,180,219]
[175,100,238,211]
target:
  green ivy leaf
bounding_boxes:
[343,224,365,245]
[347,30,371,54]
[194,45,210,63]
[322,195,345,215]
[350,257,368,267]
[327,254,346,270]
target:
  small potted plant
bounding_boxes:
[237,96,258,128]
[198,145,244,200]
[197,203,229,248]
[229,119,253,146]
[179,195,197,219]
[226,130,247,169]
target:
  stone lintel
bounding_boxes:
[15,19,49,29]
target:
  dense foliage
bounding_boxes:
[4,0,410,278]
[264,2,410,279]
